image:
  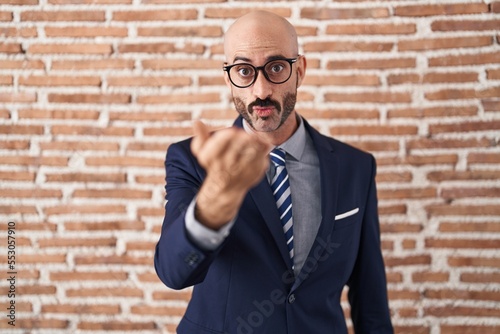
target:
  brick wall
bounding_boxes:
[0,0,499,333]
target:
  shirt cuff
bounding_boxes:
[185,197,235,251]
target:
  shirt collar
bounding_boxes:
[242,115,307,162]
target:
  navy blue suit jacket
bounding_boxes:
[155,117,393,334]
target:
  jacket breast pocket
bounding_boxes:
[334,207,359,230]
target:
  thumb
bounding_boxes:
[191,119,210,157]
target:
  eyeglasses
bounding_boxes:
[223,57,298,88]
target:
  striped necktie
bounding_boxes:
[270,148,294,266]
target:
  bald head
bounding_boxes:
[224,11,299,63]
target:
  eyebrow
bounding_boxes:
[232,54,290,64]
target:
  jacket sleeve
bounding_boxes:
[347,155,394,333]
[154,140,221,290]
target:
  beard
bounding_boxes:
[232,92,297,132]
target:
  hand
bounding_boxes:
[191,120,271,230]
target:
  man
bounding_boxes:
[155,10,393,334]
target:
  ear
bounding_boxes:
[295,55,307,89]
[223,64,233,89]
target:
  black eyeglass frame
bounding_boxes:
[223,57,299,88]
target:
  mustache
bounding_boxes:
[248,98,281,113]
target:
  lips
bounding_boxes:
[253,106,274,117]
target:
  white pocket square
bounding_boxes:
[335,208,359,221]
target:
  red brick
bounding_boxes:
[493,2,500,13]
[85,156,163,168]
[426,205,500,216]
[325,91,412,103]
[432,19,500,31]
[424,289,500,301]
[66,287,143,298]
[0,124,44,135]
[378,187,436,200]
[448,256,500,268]
[21,10,105,21]
[78,321,157,331]
[0,171,35,181]
[441,325,500,334]
[425,88,476,100]
[468,153,500,164]
[395,4,488,16]
[487,68,500,80]
[441,187,500,199]
[461,272,500,283]
[388,289,420,300]
[0,75,13,85]
[328,57,416,70]
[137,93,220,104]
[143,126,193,137]
[0,92,37,103]
[51,59,134,70]
[407,138,491,151]
[152,290,192,301]
[65,221,144,231]
[107,76,191,87]
[49,0,131,3]
[0,156,68,166]
[426,238,500,249]
[51,125,134,136]
[380,223,422,234]
[138,26,222,37]
[482,99,500,112]
[389,105,478,118]
[398,36,492,51]
[109,111,191,122]
[205,7,290,19]
[326,23,416,35]
[412,271,449,282]
[126,241,155,251]
[376,172,412,183]
[385,255,431,267]
[301,7,389,20]
[0,11,13,21]
[48,93,130,104]
[44,205,126,216]
[0,43,22,53]
[45,26,127,37]
[73,189,152,199]
[0,59,44,69]
[0,189,62,198]
[130,304,186,316]
[427,170,500,182]
[426,306,500,317]
[19,75,101,86]
[19,254,66,264]
[38,237,117,248]
[304,41,393,53]
[28,43,112,55]
[1,318,69,329]
[347,140,399,153]
[40,141,119,152]
[74,255,150,266]
[303,74,380,86]
[42,304,120,314]
[45,172,125,183]
[330,125,417,136]
[126,142,171,152]
[429,51,500,67]
[142,58,220,70]
[0,27,37,37]
[113,9,197,21]
[50,271,127,281]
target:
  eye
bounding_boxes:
[268,62,285,74]
[235,65,254,77]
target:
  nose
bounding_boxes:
[251,69,273,100]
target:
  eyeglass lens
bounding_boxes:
[228,59,293,87]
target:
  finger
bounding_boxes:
[196,127,240,168]
[190,120,210,157]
